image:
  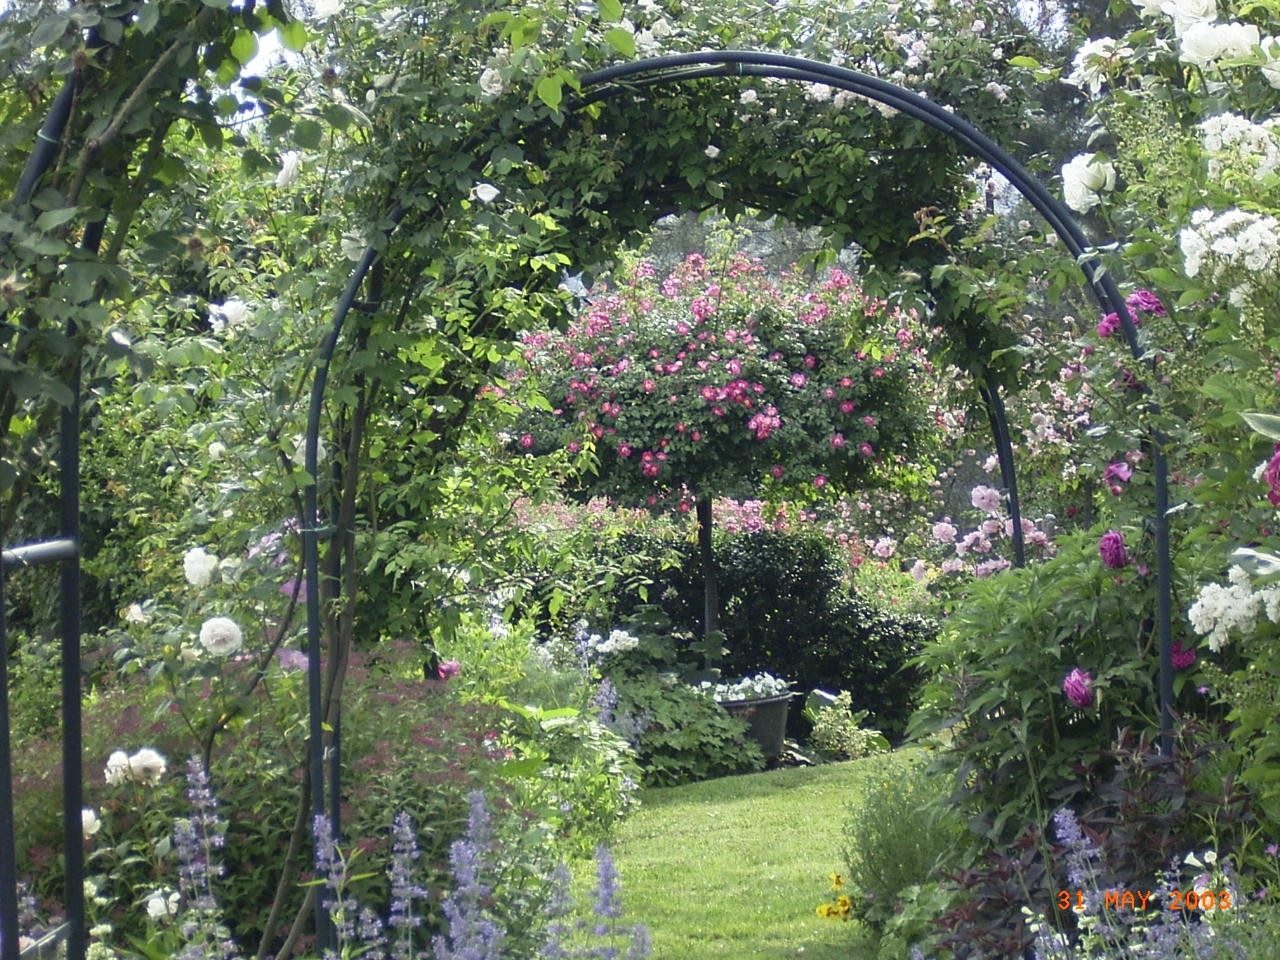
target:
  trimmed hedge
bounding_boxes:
[608,529,935,743]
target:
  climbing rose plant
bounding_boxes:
[515,253,934,512]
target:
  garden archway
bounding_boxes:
[301,49,1176,894]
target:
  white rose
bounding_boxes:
[1260,37,1280,89]
[208,299,251,335]
[478,67,505,98]
[124,602,150,623]
[207,441,226,460]
[105,750,130,786]
[1061,153,1116,213]
[275,150,302,188]
[183,547,219,587]
[199,616,244,657]
[1179,21,1260,68]
[82,808,101,838]
[472,182,500,204]
[145,889,179,920]
[1164,0,1219,35]
[704,144,721,159]
[128,748,167,787]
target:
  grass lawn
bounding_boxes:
[601,760,880,959]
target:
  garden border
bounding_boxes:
[0,49,1175,960]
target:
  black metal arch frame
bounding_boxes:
[0,50,1174,960]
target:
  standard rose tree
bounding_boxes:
[514,252,935,642]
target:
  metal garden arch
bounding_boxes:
[1,50,1174,960]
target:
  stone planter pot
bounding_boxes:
[718,691,794,759]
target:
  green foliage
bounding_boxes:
[908,527,1221,847]
[803,689,890,761]
[616,673,765,786]
[601,528,933,741]
[839,749,963,939]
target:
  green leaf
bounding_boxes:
[135,2,160,34]
[599,0,623,22]
[604,27,635,57]
[1243,411,1280,441]
[230,30,259,66]
[279,20,308,53]
[1007,55,1041,69]
[31,14,71,48]
[536,75,563,110]
[35,207,79,231]
[292,118,324,149]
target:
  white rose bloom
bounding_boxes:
[275,150,302,188]
[82,808,101,838]
[1061,153,1116,213]
[105,750,130,786]
[1165,0,1219,36]
[472,182,500,204]
[128,748,168,786]
[208,298,252,335]
[207,441,227,460]
[145,889,179,920]
[124,602,150,623]
[311,0,341,18]
[1260,37,1280,89]
[650,17,672,38]
[478,67,505,98]
[183,547,219,587]
[199,616,244,657]
[1179,21,1259,69]
[1067,37,1132,94]
[704,144,721,159]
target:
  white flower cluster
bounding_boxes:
[1200,113,1280,179]
[104,748,168,787]
[1179,207,1280,292]
[1187,565,1280,651]
[199,616,244,657]
[695,672,791,702]
[585,628,640,658]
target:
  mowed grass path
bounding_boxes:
[603,761,879,959]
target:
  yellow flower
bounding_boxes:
[836,894,853,917]
[816,903,837,918]
[828,873,844,890]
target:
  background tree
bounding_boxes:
[514,248,936,645]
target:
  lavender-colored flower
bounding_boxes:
[434,792,505,960]
[387,811,428,960]
[173,756,243,960]
[1098,529,1129,569]
[1052,807,1100,888]
[1063,668,1094,709]
[594,845,623,920]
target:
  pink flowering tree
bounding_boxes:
[515,252,934,644]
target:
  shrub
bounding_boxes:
[803,689,890,761]
[602,529,935,741]
[840,748,963,937]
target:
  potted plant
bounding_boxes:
[694,671,794,759]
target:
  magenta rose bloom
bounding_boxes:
[1265,444,1280,506]
[437,660,462,681]
[1096,312,1123,338]
[1125,289,1166,316]
[1098,529,1129,569]
[1063,668,1094,708]
[1171,640,1196,671]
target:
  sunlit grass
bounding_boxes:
[597,760,882,959]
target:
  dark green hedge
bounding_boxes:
[607,529,935,743]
